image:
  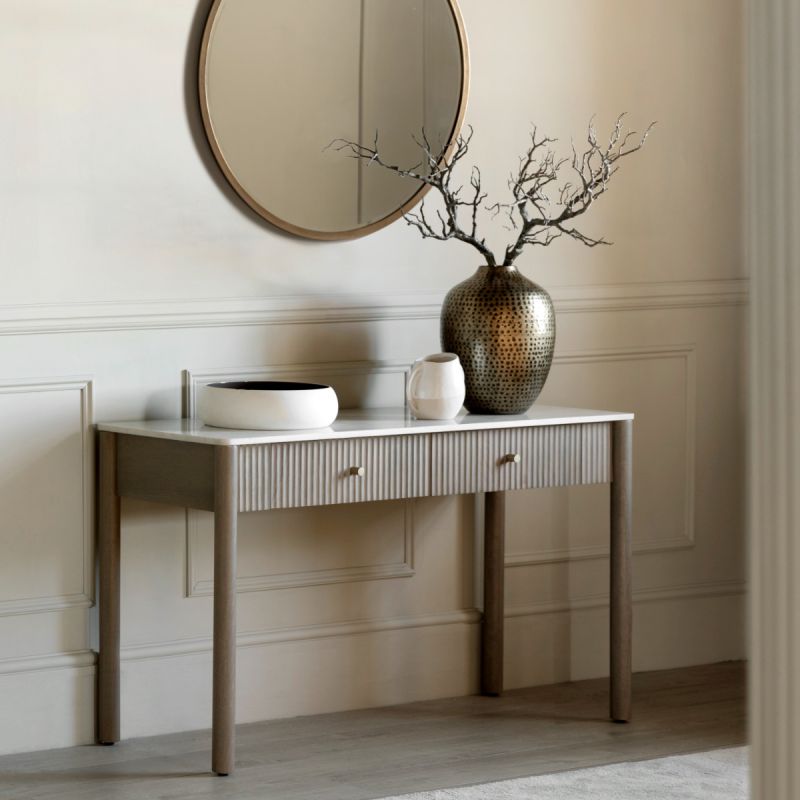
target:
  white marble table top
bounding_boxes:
[97,405,633,446]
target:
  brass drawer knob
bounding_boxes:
[504,453,521,464]
[349,466,365,477]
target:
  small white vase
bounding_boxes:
[406,353,466,420]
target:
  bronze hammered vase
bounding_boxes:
[441,265,556,414]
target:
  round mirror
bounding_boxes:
[199,0,469,240]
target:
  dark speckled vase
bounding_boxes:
[440,265,556,414]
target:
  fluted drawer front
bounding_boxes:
[238,435,430,510]
[238,445,272,512]
[430,423,611,495]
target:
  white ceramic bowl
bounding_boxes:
[198,381,339,431]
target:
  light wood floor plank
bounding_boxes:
[0,662,746,800]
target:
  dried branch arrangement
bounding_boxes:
[331,115,654,267]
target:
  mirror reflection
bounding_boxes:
[201,0,467,239]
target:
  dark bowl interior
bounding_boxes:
[208,381,329,391]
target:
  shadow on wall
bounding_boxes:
[179,2,428,710]
[181,2,391,406]
[177,323,394,420]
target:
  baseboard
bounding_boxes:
[120,611,481,739]
[505,588,747,689]
[0,587,745,755]
[0,662,95,755]
[0,610,481,753]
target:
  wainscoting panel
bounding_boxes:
[184,360,416,597]
[0,378,93,617]
[187,501,414,597]
[0,301,745,755]
[503,346,695,567]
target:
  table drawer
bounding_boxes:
[238,435,430,510]
[430,423,611,495]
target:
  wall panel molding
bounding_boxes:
[122,609,481,663]
[506,578,745,619]
[552,279,748,314]
[0,377,94,617]
[0,279,748,336]
[506,345,696,567]
[186,503,415,597]
[0,650,96,676]
[134,577,744,662]
[184,360,415,597]
[0,592,94,619]
[0,578,743,675]
[504,534,695,568]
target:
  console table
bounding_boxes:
[96,406,633,776]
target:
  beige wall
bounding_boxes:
[204,0,363,231]
[0,0,746,754]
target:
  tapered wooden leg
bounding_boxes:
[98,431,121,745]
[610,420,633,722]
[482,491,506,696]
[212,446,238,776]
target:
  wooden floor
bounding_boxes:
[0,662,746,800]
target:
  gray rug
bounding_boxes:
[380,748,748,799]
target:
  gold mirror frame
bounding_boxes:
[198,0,470,241]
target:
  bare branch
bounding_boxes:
[502,116,655,264]
[329,115,654,268]
[329,126,497,265]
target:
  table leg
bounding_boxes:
[98,431,121,745]
[212,446,238,776]
[481,491,505,696]
[610,420,633,722]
